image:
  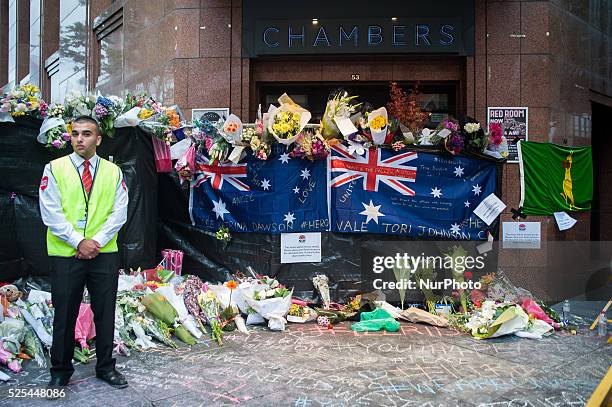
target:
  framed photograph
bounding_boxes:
[191,108,230,123]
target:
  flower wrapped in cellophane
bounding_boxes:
[197,284,224,345]
[267,93,311,145]
[0,318,27,373]
[465,301,529,339]
[64,90,96,118]
[367,107,389,145]
[320,89,361,140]
[37,116,70,149]
[483,122,509,159]
[290,130,330,161]
[0,83,47,121]
[221,114,250,163]
[312,274,331,309]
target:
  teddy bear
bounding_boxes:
[0,284,22,302]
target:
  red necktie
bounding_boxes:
[82,160,92,194]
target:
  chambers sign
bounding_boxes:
[242,1,474,57]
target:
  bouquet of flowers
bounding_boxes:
[114,92,152,128]
[483,122,509,159]
[215,225,231,242]
[366,107,389,145]
[267,93,311,145]
[197,285,224,345]
[290,131,330,161]
[0,318,27,373]
[183,275,208,332]
[93,95,124,138]
[461,117,486,153]
[239,274,292,330]
[37,116,70,149]
[64,91,97,119]
[0,83,47,120]
[386,82,430,135]
[465,301,528,339]
[312,274,331,309]
[320,89,361,139]
[140,105,184,143]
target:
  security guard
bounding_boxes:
[39,115,128,394]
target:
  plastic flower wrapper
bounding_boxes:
[15,299,53,347]
[0,340,22,373]
[183,276,208,331]
[243,286,293,331]
[466,302,529,339]
[130,320,157,350]
[521,298,560,329]
[320,89,361,140]
[220,114,248,163]
[483,122,509,159]
[155,285,203,339]
[64,91,96,118]
[23,326,46,368]
[461,117,486,153]
[287,301,316,323]
[312,274,331,308]
[290,131,330,161]
[208,137,232,164]
[0,318,26,372]
[141,292,178,326]
[142,316,177,348]
[0,83,45,120]
[367,107,389,145]
[268,93,311,145]
[74,303,96,350]
[514,318,554,339]
[197,285,224,345]
[114,106,143,128]
[113,304,133,355]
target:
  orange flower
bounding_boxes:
[167,109,180,128]
[225,280,238,290]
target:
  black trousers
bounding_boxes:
[49,252,119,381]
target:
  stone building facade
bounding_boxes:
[1,0,611,300]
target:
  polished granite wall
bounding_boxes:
[468,0,611,301]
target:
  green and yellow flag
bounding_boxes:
[518,141,592,215]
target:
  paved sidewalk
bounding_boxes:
[0,301,609,406]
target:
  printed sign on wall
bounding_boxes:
[487,107,528,163]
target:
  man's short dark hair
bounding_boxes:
[72,115,102,136]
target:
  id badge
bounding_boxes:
[77,218,87,229]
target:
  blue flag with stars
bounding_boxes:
[189,146,329,233]
[328,145,497,240]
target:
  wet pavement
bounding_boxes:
[0,300,609,406]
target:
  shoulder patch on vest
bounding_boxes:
[40,176,48,191]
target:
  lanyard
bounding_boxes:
[69,156,100,218]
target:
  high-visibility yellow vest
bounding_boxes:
[46,155,121,257]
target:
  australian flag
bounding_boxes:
[328,145,497,240]
[190,146,329,233]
